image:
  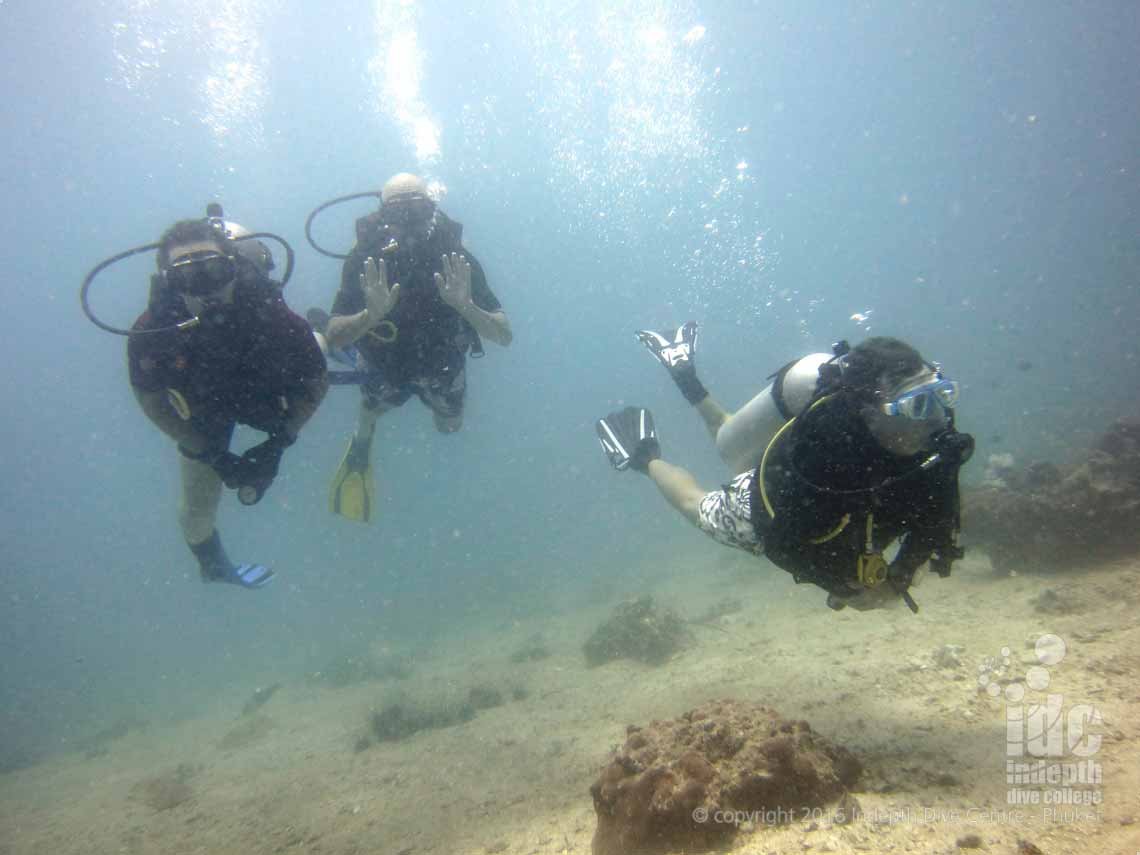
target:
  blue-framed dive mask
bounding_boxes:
[881,376,960,420]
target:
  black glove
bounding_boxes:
[205,433,293,503]
[209,451,246,488]
[179,443,242,481]
[234,433,293,503]
[635,322,708,405]
[596,406,661,474]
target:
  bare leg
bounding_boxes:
[180,456,253,582]
[356,399,385,441]
[423,368,465,434]
[179,455,224,546]
[694,396,732,442]
[644,458,707,525]
[637,321,733,442]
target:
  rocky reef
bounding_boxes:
[590,699,861,855]
[368,699,476,744]
[508,633,552,663]
[966,417,1140,570]
[129,763,197,812]
[583,596,692,667]
[358,679,527,750]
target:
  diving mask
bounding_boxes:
[165,251,237,296]
[881,377,959,420]
[380,196,435,227]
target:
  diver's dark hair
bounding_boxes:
[839,337,926,401]
[156,219,233,269]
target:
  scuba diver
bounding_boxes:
[309,173,512,523]
[595,324,974,612]
[82,206,328,589]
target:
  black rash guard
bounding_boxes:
[331,210,500,384]
[752,395,963,595]
[128,277,327,443]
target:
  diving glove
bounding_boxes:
[206,433,294,504]
[635,321,708,405]
[596,406,661,473]
[208,450,245,487]
[234,433,293,504]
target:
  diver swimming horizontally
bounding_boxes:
[82,206,328,589]
[306,173,512,523]
[596,324,974,612]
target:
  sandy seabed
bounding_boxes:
[2,549,1139,855]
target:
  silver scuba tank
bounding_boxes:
[714,352,832,475]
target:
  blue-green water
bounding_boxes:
[0,0,1136,773]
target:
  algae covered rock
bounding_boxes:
[583,596,692,667]
[129,763,197,812]
[369,699,476,742]
[508,633,552,663]
[590,699,861,855]
[218,714,275,752]
[966,417,1140,570]
[360,679,527,749]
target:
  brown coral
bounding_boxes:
[590,699,860,855]
[966,417,1140,570]
[583,596,692,668]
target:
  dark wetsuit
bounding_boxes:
[754,397,964,597]
[128,277,327,454]
[697,395,966,600]
[331,209,500,419]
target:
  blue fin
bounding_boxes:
[219,563,275,589]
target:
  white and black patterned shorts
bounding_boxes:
[697,471,765,555]
[363,365,467,418]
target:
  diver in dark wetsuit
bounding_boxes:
[320,173,512,523]
[596,327,973,612]
[127,217,328,588]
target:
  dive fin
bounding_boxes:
[223,563,275,589]
[596,406,658,472]
[329,435,375,523]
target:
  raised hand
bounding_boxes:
[361,255,401,322]
[434,252,473,311]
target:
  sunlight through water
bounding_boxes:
[368,0,442,168]
[510,0,775,316]
[108,0,272,151]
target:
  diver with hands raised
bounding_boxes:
[317,173,511,523]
